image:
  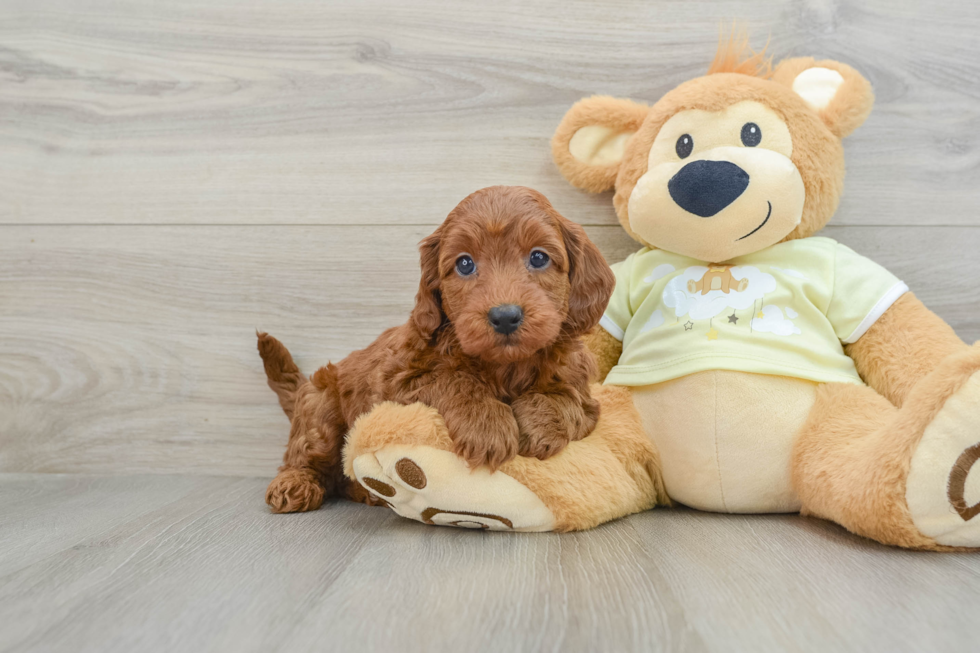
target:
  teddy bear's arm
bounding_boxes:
[845,292,968,407]
[583,326,623,383]
[344,385,665,532]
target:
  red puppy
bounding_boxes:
[258,186,614,513]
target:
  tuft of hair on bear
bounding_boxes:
[258,186,614,514]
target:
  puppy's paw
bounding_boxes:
[518,429,570,461]
[450,415,520,471]
[266,469,324,513]
[512,393,575,460]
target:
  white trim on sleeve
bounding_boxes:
[841,281,909,344]
[599,314,625,342]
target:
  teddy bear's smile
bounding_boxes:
[737,200,772,241]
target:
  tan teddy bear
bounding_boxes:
[339,36,980,550]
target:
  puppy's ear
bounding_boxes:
[772,58,874,138]
[411,229,444,339]
[552,95,649,193]
[556,213,615,337]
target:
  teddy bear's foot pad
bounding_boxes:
[906,371,980,547]
[352,444,556,531]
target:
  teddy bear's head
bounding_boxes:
[553,36,874,263]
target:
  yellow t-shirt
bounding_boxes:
[600,237,908,386]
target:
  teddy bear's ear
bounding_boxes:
[552,95,649,193]
[772,58,874,138]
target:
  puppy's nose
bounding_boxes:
[488,304,524,335]
[668,160,749,217]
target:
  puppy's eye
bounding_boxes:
[675,134,693,159]
[455,254,476,276]
[740,122,762,147]
[528,249,550,269]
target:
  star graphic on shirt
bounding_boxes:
[727,312,739,324]
[757,311,765,319]
[683,321,694,331]
[706,328,719,341]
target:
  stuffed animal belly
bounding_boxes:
[630,370,815,513]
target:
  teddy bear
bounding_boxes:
[339,36,980,550]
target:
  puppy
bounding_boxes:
[258,186,614,513]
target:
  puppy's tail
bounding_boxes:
[256,331,304,419]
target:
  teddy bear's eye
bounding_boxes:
[675,134,694,159]
[741,122,762,147]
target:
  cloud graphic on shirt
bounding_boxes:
[641,309,665,332]
[752,305,801,336]
[784,306,799,319]
[771,266,808,281]
[643,263,676,284]
[663,266,777,320]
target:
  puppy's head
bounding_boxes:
[411,186,613,363]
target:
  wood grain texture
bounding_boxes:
[2,224,978,476]
[0,0,978,226]
[0,473,977,653]
[2,2,980,650]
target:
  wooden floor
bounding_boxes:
[2,473,979,653]
[2,0,980,651]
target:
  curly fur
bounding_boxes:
[258,186,614,513]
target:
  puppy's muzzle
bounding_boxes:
[487,304,524,336]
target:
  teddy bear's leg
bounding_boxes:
[343,385,667,532]
[793,345,980,550]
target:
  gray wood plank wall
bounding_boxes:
[2,0,979,477]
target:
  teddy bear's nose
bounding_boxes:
[668,160,750,218]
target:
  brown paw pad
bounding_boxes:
[420,507,513,530]
[361,477,396,497]
[948,443,980,522]
[395,458,427,489]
